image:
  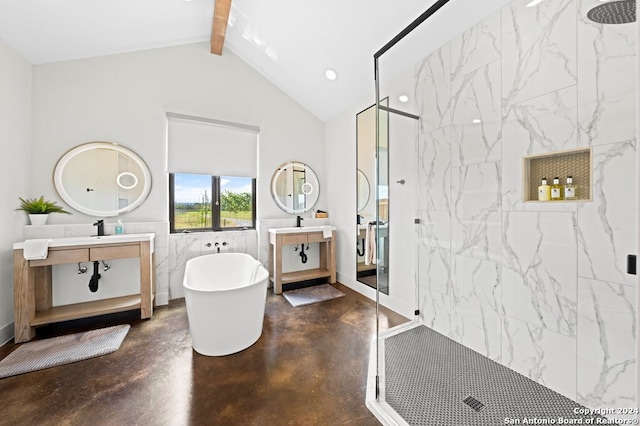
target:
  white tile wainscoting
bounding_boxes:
[168,229,258,299]
[167,217,331,299]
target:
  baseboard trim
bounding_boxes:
[156,292,169,306]
[0,321,14,347]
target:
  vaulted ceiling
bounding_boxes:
[0,0,512,121]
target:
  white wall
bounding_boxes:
[31,42,326,225]
[0,41,327,342]
[325,78,417,318]
[23,42,326,306]
[4,35,431,341]
[387,112,418,316]
[0,39,31,344]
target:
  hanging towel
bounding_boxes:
[23,239,53,260]
[364,222,376,266]
[321,226,333,239]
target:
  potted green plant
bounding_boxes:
[16,196,71,225]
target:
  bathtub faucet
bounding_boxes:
[214,242,228,253]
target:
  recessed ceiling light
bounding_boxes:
[472,119,482,124]
[398,95,409,103]
[325,68,338,81]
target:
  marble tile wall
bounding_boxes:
[168,230,258,299]
[413,0,636,414]
[167,217,331,299]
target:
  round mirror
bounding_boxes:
[117,172,138,190]
[53,142,152,217]
[357,169,370,212]
[271,161,320,214]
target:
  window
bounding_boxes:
[166,112,259,233]
[170,173,256,232]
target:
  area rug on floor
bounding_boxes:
[0,324,130,379]
[283,284,345,307]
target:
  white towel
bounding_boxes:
[321,226,333,239]
[364,223,376,266]
[23,239,52,260]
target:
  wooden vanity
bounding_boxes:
[268,227,336,294]
[13,233,155,343]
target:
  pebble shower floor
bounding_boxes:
[381,325,609,425]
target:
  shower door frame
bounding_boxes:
[372,0,452,401]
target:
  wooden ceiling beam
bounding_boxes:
[210,0,232,55]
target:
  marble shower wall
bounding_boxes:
[414,0,636,411]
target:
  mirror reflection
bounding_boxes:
[356,101,389,293]
[54,142,152,217]
[270,161,320,214]
[357,169,370,212]
[117,172,138,189]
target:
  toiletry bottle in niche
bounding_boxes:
[538,178,551,201]
[115,220,124,235]
[564,176,577,200]
[551,177,564,201]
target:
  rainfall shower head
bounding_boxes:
[587,0,636,25]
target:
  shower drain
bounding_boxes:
[463,396,485,413]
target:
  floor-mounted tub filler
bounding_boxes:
[183,253,268,356]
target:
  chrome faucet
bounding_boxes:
[296,216,304,227]
[93,219,105,236]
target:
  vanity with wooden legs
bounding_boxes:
[13,233,155,343]
[268,226,336,294]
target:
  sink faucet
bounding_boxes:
[296,216,304,227]
[93,220,105,236]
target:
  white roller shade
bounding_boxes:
[167,113,258,177]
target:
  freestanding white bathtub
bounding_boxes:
[183,253,269,356]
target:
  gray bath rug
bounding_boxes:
[283,284,345,307]
[0,324,130,379]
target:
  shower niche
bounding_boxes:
[522,147,592,202]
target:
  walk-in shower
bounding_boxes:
[367,0,638,424]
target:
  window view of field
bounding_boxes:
[173,174,253,229]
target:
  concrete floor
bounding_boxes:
[0,283,407,425]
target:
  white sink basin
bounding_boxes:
[268,226,336,234]
[14,233,155,249]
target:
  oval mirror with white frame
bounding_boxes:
[54,142,152,217]
[271,161,320,214]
